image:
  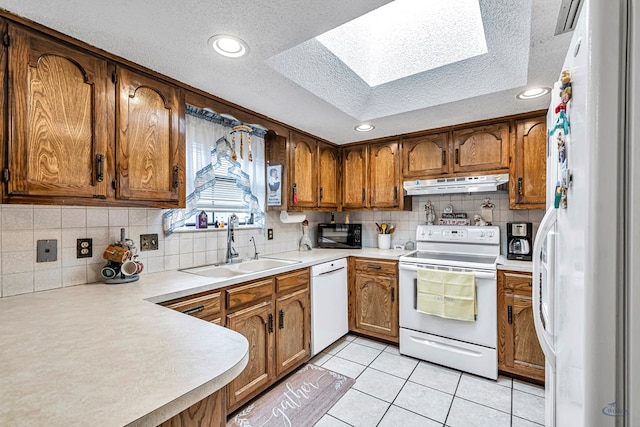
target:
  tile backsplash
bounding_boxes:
[0,192,542,298]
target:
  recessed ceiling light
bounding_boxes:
[516,87,551,100]
[209,34,248,58]
[355,124,375,132]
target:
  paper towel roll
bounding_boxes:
[280,211,306,223]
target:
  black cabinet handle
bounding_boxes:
[393,185,398,201]
[518,177,523,196]
[362,188,365,203]
[279,309,284,329]
[182,305,205,316]
[391,287,395,302]
[508,305,513,324]
[292,183,297,204]
[455,148,459,164]
[96,154,104,182]
[172,165,179,189]
[319,186,324,201]
[367,264,382,270]
[442,150,446,166]
[268,313,274,333]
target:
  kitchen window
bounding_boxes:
[163,106,266,235]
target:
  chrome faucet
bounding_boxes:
[250,236,259,260]
[226,215,239,264]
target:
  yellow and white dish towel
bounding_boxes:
[416,268,477,322]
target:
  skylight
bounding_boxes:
[315,0,488,87]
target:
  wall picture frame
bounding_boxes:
[267,165,282,206]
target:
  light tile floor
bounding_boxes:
[311,335,545,427]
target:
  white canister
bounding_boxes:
[377,234,391,250]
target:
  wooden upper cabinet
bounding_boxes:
[511,116,547,209]
[288,132,317,209]
[5,24,112,199]
[402,133,449,178]
[342,144,368,209]
[115,66,184,206]
[317,142,340,210]
[452,123,510,173]
[370,141,401,208]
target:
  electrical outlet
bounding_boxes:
[140,233,159,251]
[36,240,57,262]
[76,238,93,258]
[267,229,274,240]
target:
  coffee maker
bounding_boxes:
[507,222,533,261]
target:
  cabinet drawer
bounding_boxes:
[502,272,533,292]
[163,292,221,320]
[275,268,309,293]
[226,278,274,311]
[354,258,397,276]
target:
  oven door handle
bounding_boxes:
[399,263,496,280]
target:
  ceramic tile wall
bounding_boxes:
[332,192,545,254]
[0,195,541,298]
[0,205,326,298]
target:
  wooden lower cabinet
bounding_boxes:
[158,389,225,427]
[275,288,311,376]
[225,268,310,413]
[349,258,399,343]
[497,270,545,383]
[226,299,274,410]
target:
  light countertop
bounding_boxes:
[497,256,533,273]
[0,248,406,426]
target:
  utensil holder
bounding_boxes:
[378,234,391,250]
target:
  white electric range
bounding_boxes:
[398,224,500,379]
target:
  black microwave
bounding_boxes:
[317,223,362,249]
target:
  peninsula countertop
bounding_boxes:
[0,248,406,426]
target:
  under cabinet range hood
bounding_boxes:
[403,173,509,196]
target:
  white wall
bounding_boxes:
[0,193,541,298]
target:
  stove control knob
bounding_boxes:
[479,231,486,238]
[488,231,495,238]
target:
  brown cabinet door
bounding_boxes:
[342,144,368,209]
[275,288,310,377]
[369,141,400,208]
[510,116,547,209]
[498,272,545,383]
[353,273,398,341]
[317,142,340,210]
[6,24,111,199]
[115,66,184,206]
[402,133,449,178]
[289,132,317,209]
[226,300,274,410]
[452,123,510,173]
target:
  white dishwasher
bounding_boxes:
[310,258,348,356]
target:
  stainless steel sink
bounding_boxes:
[180,258,301,279]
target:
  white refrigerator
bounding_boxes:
[533,0,639,426]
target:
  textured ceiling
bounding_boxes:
[0,0,572,144]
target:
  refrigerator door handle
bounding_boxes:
[533,207,557,369]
